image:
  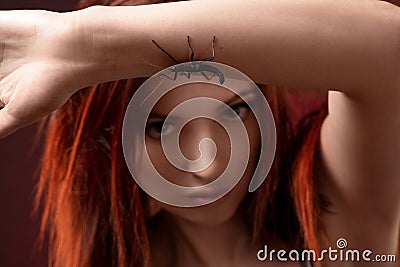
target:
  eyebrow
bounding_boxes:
[225,90,256,105]
[148,91,253,119]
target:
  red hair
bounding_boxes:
[35,1,330,266]
[36,79,152,266]
[247,86,328,251]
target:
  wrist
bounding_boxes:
[58,7,121,91]
[64,5,161,88]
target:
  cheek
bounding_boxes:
[145,136,183,183]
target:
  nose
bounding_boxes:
[179,118,230,183]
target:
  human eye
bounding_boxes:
[145,119,175,139]
[221,102,250,121]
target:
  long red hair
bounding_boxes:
[35,1,329,266]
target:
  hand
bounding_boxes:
[0,10,81,138]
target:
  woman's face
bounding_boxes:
[145,83,261,225]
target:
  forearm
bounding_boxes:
[68,0,400,94]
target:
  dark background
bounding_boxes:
[0,1,76,11]
[0,2,78,267]
[1,1,400,267]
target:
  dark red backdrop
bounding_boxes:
[1,1,400,267]
[0,2,77,267]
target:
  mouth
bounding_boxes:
[183,185,229,204]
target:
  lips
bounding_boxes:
[183,185,228,201]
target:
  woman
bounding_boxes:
[0,0,399,266]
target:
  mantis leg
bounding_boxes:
[180,72,191,79]
[200,71,216,80]
[200,36,216,61]
[157,72,178,81]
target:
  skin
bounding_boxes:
[145,83,297,267]
[0,0,399,266]
[146,83,258,267]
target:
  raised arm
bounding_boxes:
[0,0,399,136]
[73,0,400,92]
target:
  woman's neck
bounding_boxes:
[149,208,260,267]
